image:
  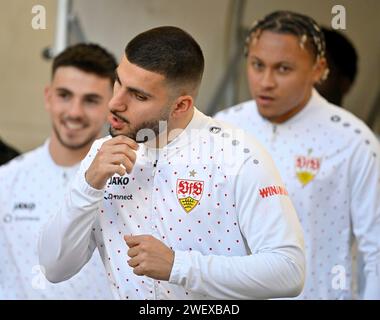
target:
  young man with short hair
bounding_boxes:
[215,11,380,299]
[40,26,305,300]
[0,43,117,299]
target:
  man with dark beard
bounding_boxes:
[40,27,305,300]
[0,44,116,299]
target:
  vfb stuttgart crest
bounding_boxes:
[295,152,321,187]
[176,179,204,213]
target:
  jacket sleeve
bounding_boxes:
[38,141,104,283]
[169,151,305,299]
[350,134,380,299]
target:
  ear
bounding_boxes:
[44,85,52,112]
[171,95,194,119]
[312,57,328,84]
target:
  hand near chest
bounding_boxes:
[125,234,175,281]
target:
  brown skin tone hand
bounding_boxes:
[85,135,138,190]
[124,235,175,280]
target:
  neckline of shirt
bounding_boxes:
[43,139,80,174]
[254,89,327,129]
[141,107,212,162]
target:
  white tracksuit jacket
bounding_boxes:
[0,141,113,299]
[39,108,305,300]
[215,90,380,299]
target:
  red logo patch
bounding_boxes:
[295,155,321,186]
[176,179,204,213]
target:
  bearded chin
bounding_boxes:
[108,124,146,141]
[109,119,169,143]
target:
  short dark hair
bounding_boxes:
[245,11,325,62]
[322,27,358,83]
[125,26,204,94]
[52,43,117,87]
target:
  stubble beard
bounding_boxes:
[109,108,171,143]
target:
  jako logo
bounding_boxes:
[13,203,36,211]
[108,176,130,186]
[259,185,288,198]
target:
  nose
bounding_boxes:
[109,86,127,113]
[260,69,276,90]
[67,98,85,119]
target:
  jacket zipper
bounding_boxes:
[271,124,278,145]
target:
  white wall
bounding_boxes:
[0,0,56,152]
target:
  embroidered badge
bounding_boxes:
[176,179,204,213]
[295,149,321,186]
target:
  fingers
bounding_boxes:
[127,256,141,268]
[132,265,145,276]
[127,249,145,276]
[124,235,149,248]
[107,144,137,159]
[105,135,139,151]
[124,235,173,280]
[110,154,134,174]
[110,146,137,167]
[127,246,139,258]
[127,253,149,277]
[103,140,137,174]
[111,164,127,177]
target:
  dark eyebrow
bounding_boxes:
[127,87,153,98]
[115,69,153,98]
[83,93,103,101]
[251,55,294,67]
[56,88,102,101]
[55,87,72,94]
